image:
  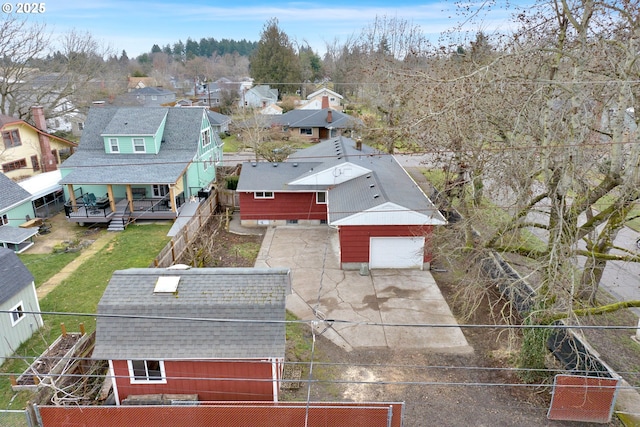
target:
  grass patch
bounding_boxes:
[230,242,261,262]
[0,223,171,411]
[285,311,313,362]
[222,135,241,152]
[18,252,81,287]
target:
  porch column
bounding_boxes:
[66,184,78,212]
[169,186,177,213]
[107,185,115,212]
[126,185,134,212]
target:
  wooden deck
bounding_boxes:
[65,198,177,224]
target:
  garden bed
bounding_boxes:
[13,333,83,391]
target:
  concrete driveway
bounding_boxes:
[254,226,472,354]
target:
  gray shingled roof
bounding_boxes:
[60,107,206,185]
[0,248,34,305]
[0,226,38,245]
[101,108,168,136]
[0,174,32,212]
[270,109,362,130]
[206,110,231,126]
[237,136,445,225]
[93,267,290,360]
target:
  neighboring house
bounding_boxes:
[0,174,38,252]
[236,137,447,270]
[206,110,231,135]
[59,106,223,230]
[241,85,278,109]
[115,87,176,107]
[270,105,363,141]
[93,267,290,404]
[302,88,343,111]
[1,106,77,181]
[0,247,43,365]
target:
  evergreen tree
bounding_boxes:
[250,18,301,96]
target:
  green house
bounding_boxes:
[0,174,38,252]
[59,107,222,230]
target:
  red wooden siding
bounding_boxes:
[239,192,327,221]
[338,225,434,264]
[112,359,276,403]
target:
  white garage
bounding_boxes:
[369,236,425,269]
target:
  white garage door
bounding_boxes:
[369,237,425,269]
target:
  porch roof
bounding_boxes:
[0,225,38,245]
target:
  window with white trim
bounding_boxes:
[300,128,312,135]
[10,301,25,326]
[133,138,146,153]
[254,191,274,199]
[128,360,166,383]
[110,138,119,153]
[201,128,211,147]
[316,192,327,204]
[1,214,8,225]
[152,184,169,198]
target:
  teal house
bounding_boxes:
[0,174,38,252]
[59,107,222,230]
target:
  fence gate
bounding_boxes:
[547,374,619,423]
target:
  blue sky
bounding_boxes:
[25,1,523,57]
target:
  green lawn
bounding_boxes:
[17,252,81,287]
[0,223,171,413]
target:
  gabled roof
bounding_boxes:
[271,109,362,130]
[206,110,231,126]
[93,267,290,360]
[0,247,34,305]
[0,114,77,148]
[307,88,343,100]
[238,137,446,226]
[0,174,32,212]
[248,85,278,100]
[60,107,208,185]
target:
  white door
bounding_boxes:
[369,237,425,269]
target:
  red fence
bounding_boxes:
[37,401,404,427]
[547,374,619,423]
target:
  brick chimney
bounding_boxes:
[31,106,57,172]
[326,110,333,123]
[321,95,329,109]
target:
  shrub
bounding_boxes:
[226,175,239,190]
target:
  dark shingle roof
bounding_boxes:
[0,248,34,305]
[238,137,446,225]
[93,267,290,360]
[0,174,32,211]
[60,107,206,185]
[101,108,168,136]
[271,109,362,130]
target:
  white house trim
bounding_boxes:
[330,202,448,226]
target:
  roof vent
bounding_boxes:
[373,194,380,199]
[293,163,298,167]
[272,163,278,167]
[154,276,180,293]
[369,184,375,188]
[252,163,257,167]
[366,175,371,179]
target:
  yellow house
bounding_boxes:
[0,106,77,181]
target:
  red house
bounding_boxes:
[92,267,290,405]
[237,137,447,269]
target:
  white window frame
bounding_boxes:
[255,191,274,199]
[300,128,312,135]
[127,360,167,384]
[109,138,119,153]
[10,301,25,326]
[152,184,169,198]
[316,192,327,204]
[201,128,211,147]
[1,214,8,225]
[133,138,146,153]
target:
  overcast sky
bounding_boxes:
[23,0,525,57]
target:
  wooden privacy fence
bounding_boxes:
[152,193,218,268]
